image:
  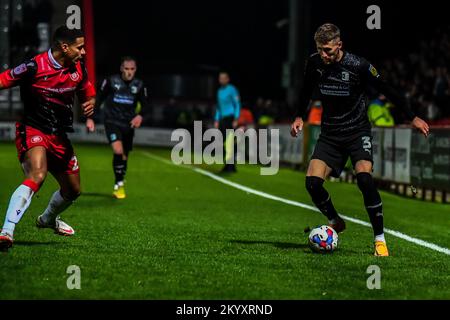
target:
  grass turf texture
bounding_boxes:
[0,142,449,299]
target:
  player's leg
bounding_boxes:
[120,128,135,185]
[220,116,236,172]
[111,140,127,198]
[0,146,48,247]
[105,122,127,198]
[305,159,346,233]
[36,170,80,236]
[354,160,388,256]
[350,132,388,256]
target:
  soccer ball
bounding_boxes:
[308,225,338,253]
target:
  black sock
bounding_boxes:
[356,172,384,236]
[113,154,125,184]
[123,159,128,178]
[305,176,339,221]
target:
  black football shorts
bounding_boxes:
[104,122,135,153]
[311,131,374,178]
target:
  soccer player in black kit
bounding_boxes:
[290,24,430,256]
[86,56,149,199]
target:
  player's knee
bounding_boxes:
[356,172,375,192]
[61,187,81,201]
[305,176,325,195]
[29,170,47,185]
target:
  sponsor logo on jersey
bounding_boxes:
[30,136,43,144]
[131,86,138,94]
[70,72,80,81]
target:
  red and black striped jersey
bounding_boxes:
[0,49,96,134]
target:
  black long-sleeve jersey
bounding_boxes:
[95,74,149,127]
[296,51,416,136]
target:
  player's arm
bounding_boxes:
[291,58,316,137]
[0,60,37,90]
[364,60,429,137]
[231,87,241,129]
[94,77,112,110]
[214,103,221,129]
[76,64,96,132]
[130,84,149,128]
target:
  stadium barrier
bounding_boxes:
[1,121,448,202]
[0,122,178,148]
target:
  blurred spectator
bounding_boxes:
[307,100,323,125]
[256,99,275,128]
[368,94,395,127]
[378,26,450,122]
[237,104,255,130]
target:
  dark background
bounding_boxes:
[93,0,449,101]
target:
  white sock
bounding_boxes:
[375,233,386,242]
[2,184,35,235]
[41,190,73,224]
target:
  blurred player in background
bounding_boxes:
[0,26,96,249]
[290,23,430,256]
[86,56,149,199]
[214,71,241,173]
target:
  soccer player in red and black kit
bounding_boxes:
[0,26,96,250]
[290,24,429,256]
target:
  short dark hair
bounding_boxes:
[314,23,341,44]
[52,25,84,46]
[121,56,137,65]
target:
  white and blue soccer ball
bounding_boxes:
[308,225,338,253]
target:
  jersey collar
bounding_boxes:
[47,49,63,70]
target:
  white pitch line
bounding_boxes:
[142,152,450,256]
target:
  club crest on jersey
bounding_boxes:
[70,72,80,81]
[369,64,379,78]
[341,71,350,81]
[12,63,27,77]
[30,136,43,144]
[131,86,138,94]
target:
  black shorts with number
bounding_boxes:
[104,122,135,154]
[311,131,373,178]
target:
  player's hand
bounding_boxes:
[290,117,304,137]
[412,116,430,137]
[86,118,95,133]
[232,119,238,129]
[214,121,219,129]
[82,97,95,117]
[130,114,143,128]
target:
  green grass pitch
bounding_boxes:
[0,142,449,299]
